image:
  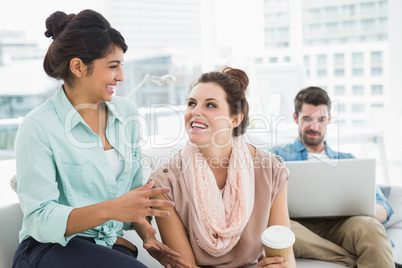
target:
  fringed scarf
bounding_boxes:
[181,137,255,256]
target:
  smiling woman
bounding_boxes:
[149,67,296,268]
[12,9,180,268]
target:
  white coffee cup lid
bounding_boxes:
[261,225,295,249]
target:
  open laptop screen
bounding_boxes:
[285,158,376,219]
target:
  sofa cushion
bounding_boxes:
[141,143,182,183]
[384,186,402,229]
[387,227,402,265]
[0,203,23,268]
[380,185,391,198]
[10,174,17,193]
[384,186,402,265]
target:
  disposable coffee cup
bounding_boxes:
[261,225,295,262]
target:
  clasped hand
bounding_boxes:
[109,180,175,234]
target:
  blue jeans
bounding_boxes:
[13,236,147,268]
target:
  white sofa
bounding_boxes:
[1,145,401,268]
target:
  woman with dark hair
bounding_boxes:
[149,67,296,267]
[13,9,181,268]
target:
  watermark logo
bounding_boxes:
[63,101,342,168]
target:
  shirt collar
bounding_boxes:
[293,138,307,152]
[293,138,333,155]
[324,142,338,158]
[52,87,84,133]
[105,101,124,126]
[52,86,124,133]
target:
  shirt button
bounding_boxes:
[163,168,168,173]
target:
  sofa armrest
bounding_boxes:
[384,186,402,265]
[0,203,23,268]
[385,186,402,229]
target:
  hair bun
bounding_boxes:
[44,11,75,39]
[222,66,249,91]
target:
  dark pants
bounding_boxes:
[13,236,147,268]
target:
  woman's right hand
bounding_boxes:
[108,180,175,234]
[257,257,288,267]
[143,236,193,268]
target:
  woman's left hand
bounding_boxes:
[257,257,288,267]
[143,237,193,268]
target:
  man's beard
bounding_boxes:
[300,130,326,147]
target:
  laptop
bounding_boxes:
[285,158,376,219]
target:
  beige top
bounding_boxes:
[151,149,289,268]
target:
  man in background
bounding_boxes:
[269,86,395,267]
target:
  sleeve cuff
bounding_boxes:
[48,205,75,246]
[375,186,394,225]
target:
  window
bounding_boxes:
[345,37,359,43]
[334,86,345,95]
[338,103,346,112]
[342,21,355,32]
[334,103,346,113]
[326,23,339,33]
[379,1,388,12]
[255,58,263,64]
[352,52,364,66]
[371,67,383,76]
[277,27,289,39]
[371,103,384,108]
[361,19,375,31]
[352,120,365,126]
[361,2,375,14]
[337,120,347,126]
[269,57,278,63]
[317,70,327,78]
[334,69,345,77]
[352,104,365,113]
[325,7,338,18]
[352,85,364,95]
[266,29,275,40]
[371,51,383,64]
[320,85,327,91]
[284,56,290,62]
[342,5,355,16]
[379,18,387,29]
[278,42,289,48]
[309,8,321,19]
[352,68,363,76]
[308,24,322,35]
[303,55,310,67]
[317,55,327,67]
[371,85,383,95]
[334,53,344,66]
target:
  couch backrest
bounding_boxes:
[141,142,183,183]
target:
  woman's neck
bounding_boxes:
[199,141,232,190]
[199,143,232,169]
[63,85,102,119]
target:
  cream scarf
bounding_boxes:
[181,137,255,257]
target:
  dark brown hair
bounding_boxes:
[294,86,331,117]
[43,9,128,87]
[191,67,249,136]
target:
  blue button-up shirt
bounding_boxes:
[268,139,394,224]
[15,88,144,247]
